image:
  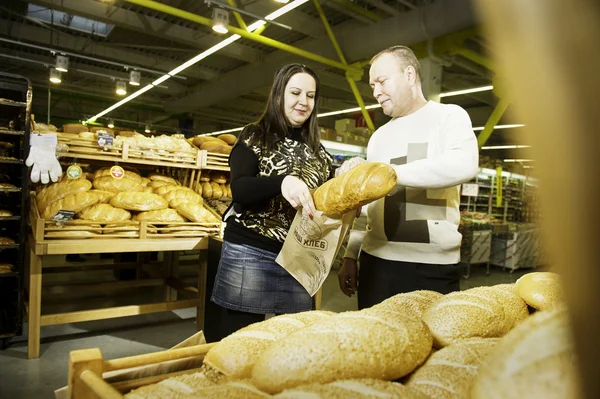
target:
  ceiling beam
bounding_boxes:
[23,0,263,64]
[243,2,326,38]
[0,21,216,81]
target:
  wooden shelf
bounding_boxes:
[0,158,22,165]
[0,130,25,136]
[0,216,20,221]
[0,187,21,193]
[0,98,26,108]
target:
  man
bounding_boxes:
[337,45,478,309]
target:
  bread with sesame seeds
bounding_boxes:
[275,378,430,399]
[372,290,443,319]
[252,308,433,394]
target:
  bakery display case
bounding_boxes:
[0,72,31,348]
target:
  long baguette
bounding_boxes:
[313,162,397,217]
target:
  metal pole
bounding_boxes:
[313,0,375,131]
[226,0,248,30]
[124,0,361,75]
[477,97,509,148]
[47,86,51,125]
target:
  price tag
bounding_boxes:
[53,210,75,223]
[461,183,479,197]
[110,165,125,179]
[97,132,114,147]
[30,133,57,146]
[66,164,82,179]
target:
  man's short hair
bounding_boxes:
[371,45,421,82]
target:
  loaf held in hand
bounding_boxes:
[276,379,430,399]
[37,178,92,212]
[313,162,397,216]
[252,308,432,394]
[515,272,564,311]
[470,307,581,399]
[406,338,499,399]
[204,311,333,382]
[110,192,168,212]
[42,191,100,219]
[78,204,131,223]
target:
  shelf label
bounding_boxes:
[461,183,479,197]
[97,132,114,147]
[110,165,125,179]
[66,164,82,180]
[53,210,75,223]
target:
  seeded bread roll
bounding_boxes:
[313,162,398,217]
[406,338,499,399]
[93,177,144,193]
[42,191,100,219]
[515,272,565,311]
[373,290,443,319]
[276,379,430,399]
[422,287,512,348]
[487,285,529,328]
[252,308,433,394]
[470,307,581,399]
[37,178,92,212]
[204,311,334,382]
[78,204,132,223]
[110,192,168,212]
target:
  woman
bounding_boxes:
[210,63,333,337]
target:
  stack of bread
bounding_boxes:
[199,170,231,201]
[36,168,221,239]
[192,134,236,155]
[122,272,576,399]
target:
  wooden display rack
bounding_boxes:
[202,152,230,171]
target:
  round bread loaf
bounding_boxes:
[252,308,432,394]
[470,307,581,399]
[515,272,564,310]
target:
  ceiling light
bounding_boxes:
[145,125,151,133]
[49,68,61,84]
[439,85,493,98]
[472,124,526,131]
[481,145,532,150]
[129,70,141,86]
[85,0,308,124]
[503,159,534,162]
[212,8,229,34]
[317,103,381,118]
[116,81,127,96]
[107,119,115,129]
[275,0,290,3]
[55,55,69,72]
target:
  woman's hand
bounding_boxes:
[281,175,317,218]
[335,157,366,177]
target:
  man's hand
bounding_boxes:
[338,257,358,297]
[335,157,366,177]
[281,175,316,218]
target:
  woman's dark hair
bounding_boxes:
[246,63,321,154]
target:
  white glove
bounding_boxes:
[281,175,316,218]
[26,144,63,184]
[335,157,366,177]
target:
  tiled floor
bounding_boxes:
[0,257,535,398]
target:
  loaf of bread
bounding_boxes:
[94,169,142,184]
[0,183,17,189]
[62,123,88,134]
[276,379,430,399]
[204,311,334,382]
[162,189,201,205]
[192,136,228,147]
[78,204,132,223]
[406,338,499,399]
[252,308,433,393]
[135,208,186,223]
[470,308,581,399]
[422,287,513,348]
[201,182,213,199]
[155,184,187,197]
[0,210,13,217]
[210,182,223,199]
[93,176,144,193]
[148,180,168,189]
[43,192,100,219]
[124,371,216,399]
[485,285,529,328]
[148,174,179,186]
[0,264,13,274]
[128,377,268,399]
[210,171,228,184]
[218,134,237,145]
[515,272,564,310]
[219,184,230,199]
[88,189,116,204]
[110,192,168,212]
[313,162,397,216]
[140,177,151,187]
[37,179,92,212]
[0,237,16,245]
[78,132,95,139]
[200,170,211,182]
[143,186,154,193]
[200,141,232,154]
[45,230,99,239]
[373,290,443,320]
[176,203,218,223]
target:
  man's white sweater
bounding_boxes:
[344,101,479,265]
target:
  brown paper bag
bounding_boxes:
[276,209,355,296]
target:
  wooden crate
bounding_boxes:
[57,136,207,169]
[30,193,222,242]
